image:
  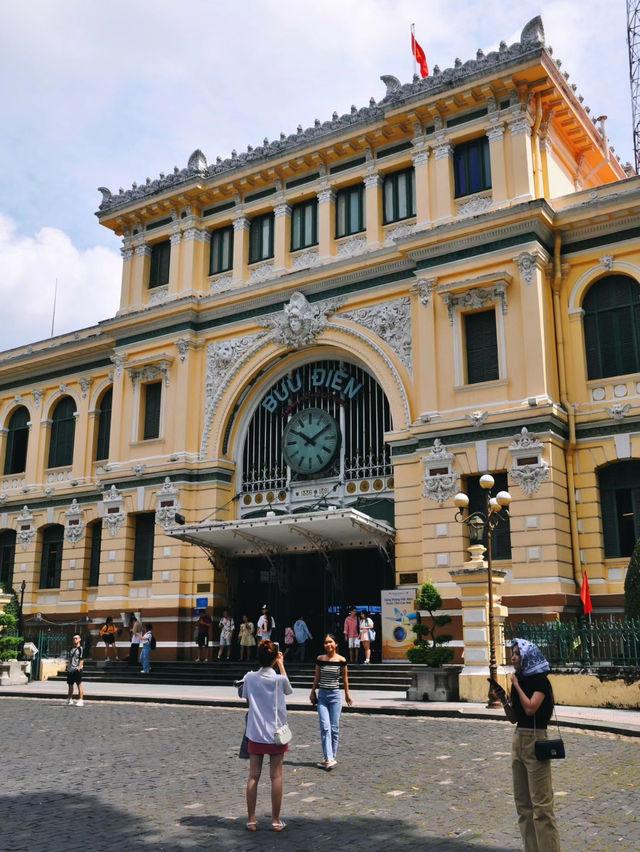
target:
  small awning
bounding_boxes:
[167,507,394,558]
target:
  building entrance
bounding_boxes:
[231,547,393,658]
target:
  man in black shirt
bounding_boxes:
[66,634,84,707]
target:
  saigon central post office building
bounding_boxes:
[1,17,639,663]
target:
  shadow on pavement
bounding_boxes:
[0,790,518,852]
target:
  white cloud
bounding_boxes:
[0,215,120,352]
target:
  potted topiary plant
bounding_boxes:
[406,581,461,701]
[0,585,27,686]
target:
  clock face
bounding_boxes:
[282,408,340,475]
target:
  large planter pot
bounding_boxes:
[0,659,29,686]
[406,665,462,701]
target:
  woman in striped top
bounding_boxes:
[309,634,353,770]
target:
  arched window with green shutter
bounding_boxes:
[48,397,76,468]
[3,406,29,475]
[583,275,640,380]
[95,387,112,461]
[599,461,640,558]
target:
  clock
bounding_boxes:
[282,407,340,475]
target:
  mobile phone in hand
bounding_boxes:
[274,642,279,652]
[487,677,505,694]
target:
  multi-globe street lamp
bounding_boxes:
[453,474,511,708]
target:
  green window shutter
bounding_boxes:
[4,406,29,475]
[143,382,162,440]
[209,226,234,275]
[383,168,416,224]
[149,240,171,288]
[48,397,76,468]
[465,310,499,384]
[133,513,155,581]
[584,276,640,379]
[291,199,318,251]
[335,185,365,237]
[88,520,102,586]
[600,488,619,557]
[40,525,64,588]
[0,530,16,589]
[454,137,491,198]
[95,388,112,461]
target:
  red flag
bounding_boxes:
[411,32,429,78]
[580,571,593,615]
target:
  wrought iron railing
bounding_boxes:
[505,618,640,667]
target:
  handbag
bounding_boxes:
[368,628,376,642]
[239,713,250,759]
[533,688,565,761]
[274,675,292,746]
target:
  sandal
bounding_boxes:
[271,820,287,832]
[246,821,258,832]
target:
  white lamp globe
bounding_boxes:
[479,473,495,490]
[496,490,512,507]
[453,492,469,509]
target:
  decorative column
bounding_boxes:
[507,113,535,201]
[449,544,509,702]
[486,123,508,203]
[168,229,182,296]
[432,141,455,220]
[317,187,335,261]
[119,240,134,310]
[273,202,292,274]
[131,243,151,308]
[412,149,431,227]
[181,226,209,293]
[232,215,250,284]
[364,173,383,248]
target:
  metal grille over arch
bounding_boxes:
[240,359,393,512]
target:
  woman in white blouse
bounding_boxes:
[359,610,374,665]
[241,639,292,832]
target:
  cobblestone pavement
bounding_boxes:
[1,698,638,852]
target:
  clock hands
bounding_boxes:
[289,428,316,447]
[309,422,333,442]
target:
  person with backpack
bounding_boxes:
[140,624,155,674]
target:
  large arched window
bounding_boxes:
[48,397,76,468]
[0,530,16,589]
[3,406,29,475]
[40,525,64,588]
[583,275,640,379]
[599,461,640,558]
[95,387,112,461]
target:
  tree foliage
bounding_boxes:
[624,537,640,619]
[0,587,23,661]
[406,581,455,667]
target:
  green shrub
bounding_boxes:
[406,581,454,667]
[0,588,23,661]
[625,537,640,619]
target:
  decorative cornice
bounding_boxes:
[441,281,508,324]
[317,188,336,204]
[233,216,250,231]
[364,174,382,190]
[412,150,430,167]
[434,142,453,160]
[486,124,505,143]
[96,17,548,217]
[135,244,152,258]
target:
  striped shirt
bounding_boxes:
[316,658,346,690]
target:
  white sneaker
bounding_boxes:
[325,758,337,770]
[75,699,84,707]
[66,698,74,706]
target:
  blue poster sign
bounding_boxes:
[196,597,208,609]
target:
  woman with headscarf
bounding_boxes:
[491,638,561,852]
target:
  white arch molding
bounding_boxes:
[200,324,413,460]
[568,261,640,315]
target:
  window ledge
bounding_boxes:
[130,438,164,447]
[455,378,507,393]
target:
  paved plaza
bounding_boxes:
[0,697,638,851]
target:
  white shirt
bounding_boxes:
[241,667,292,744]
[257,615,275,636]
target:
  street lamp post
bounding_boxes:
[453,474,511,708]
[18,579,26,638]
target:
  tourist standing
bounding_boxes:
[66,634,84,706]
[309,634,352,769]
[257,606,275,641]
[293,616,312,662]
[99,615,119,661]
[239,614,255,661]
[127,615,142,667]
[491,638,561,852]
[358,610,374,664]
[218,609,235,660]
[241,640,292,832]
[343,607,359,663]
[139,624,153,674]
[195,608,212,662]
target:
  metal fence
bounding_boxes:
[505,618,640,667]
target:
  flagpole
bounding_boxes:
[411,23,417,79]
[51,277,58,338]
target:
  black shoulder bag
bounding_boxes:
[533,686,565,761]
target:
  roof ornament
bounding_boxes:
[187,149,208,172]
[380,74,401,97]
[97,186,112,207]
[520,16,545,46]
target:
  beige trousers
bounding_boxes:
[512,729,561,852]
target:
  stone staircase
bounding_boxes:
[56,659,415,692]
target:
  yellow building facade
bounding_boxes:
[1,17,638,659]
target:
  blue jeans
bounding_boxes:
[140,644,151,673]
[317,688,342,761]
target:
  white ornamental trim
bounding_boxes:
[340,297,412,376]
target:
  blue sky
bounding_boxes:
[0,0,633,350]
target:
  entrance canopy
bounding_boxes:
[167,507,394,558]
